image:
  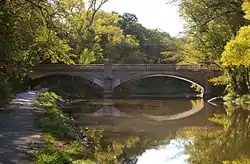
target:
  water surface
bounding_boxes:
[64,99,224,163]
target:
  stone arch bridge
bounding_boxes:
[29,64,221,97]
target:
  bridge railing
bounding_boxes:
[34,64,105,72]
[112,64,218,71]
[34,64,219,72]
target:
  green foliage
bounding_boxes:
[0,0,48,103]
[29,27,74,64]
[0,74,29,106]
[36,92,73,138]
[186,101,250,163]
[64,141,86,156]
[36,92,61,107]
[179,0,248,65]
[97,12,183,64]
[190,99,203,109]
[1,0,74,104]
[243,0,250,20]
[223,157,250,164]
[190,84,202,93]
[53,0,130,64]
[0,75,13,105]
[219,0,250,95]
[72,160,95,164]
[209,75,229,86]
[42,133,57,146]
[35,92,81,163]
[177,0,250,96]
[221,26,250,67]
[35,147,72,164]
[1,0,74,75]
[38,116,73,139]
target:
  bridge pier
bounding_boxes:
[103,91,113,98]
[103,63,113,98]
[103,77,113,98]
[204,74,213,97]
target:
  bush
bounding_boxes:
[35,147,72,164]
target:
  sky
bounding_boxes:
[102,0,185,37]
[137,139,189,164]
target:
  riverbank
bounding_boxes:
[33,91,97,163]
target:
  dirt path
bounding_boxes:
[0,91,42,164]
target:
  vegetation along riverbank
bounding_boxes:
[0,0,250,163]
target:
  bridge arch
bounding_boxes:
[113,73,205,96]
[29,73,104,89]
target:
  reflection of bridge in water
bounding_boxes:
[72,99,223,137]
[143,100,204,121]
[90,99,204,121]
[30,64,221,97]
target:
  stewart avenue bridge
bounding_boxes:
[29,64,221,98]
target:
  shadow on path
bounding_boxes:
[0,91,42,164]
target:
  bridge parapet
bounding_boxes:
[35,64,219,72]
[34,64,104,72]
[112,64,218,72]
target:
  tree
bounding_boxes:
[0,0,75,75]
[0,0,75,103]
[106,13,182,64]
[178,0,249,65]
[219,0,250,96]
[0,0,118,102]
[53,0,137,64]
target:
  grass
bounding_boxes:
[34,92,92,164]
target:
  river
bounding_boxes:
[62,98,225,163]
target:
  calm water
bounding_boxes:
[64,99,225,163]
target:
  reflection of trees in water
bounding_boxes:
[190,99,203,109]
[186,102,250,163]
[119,133,175,164]
[85,128,175,163]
